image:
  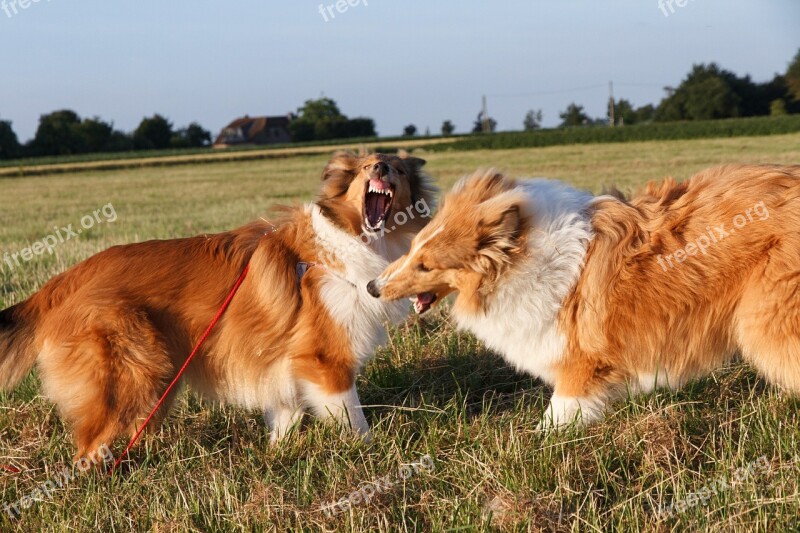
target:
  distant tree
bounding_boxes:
[290,97,348,141]
[684,75,741,120]
[523,109,543,131]
[651,63,789,121]
[78,117,115,153]
[289,121,316,143]
[295,97,343,124]
[611,100,654,125]
[614,99,636,125]
[770,99,788,116]
[171,122,212,148]
[559,103,590,127]
[441,120,455,136]
[341,117,376,138]
[403,124,417,137]
[289,98,374,141]
[134,114,173,150]
[654,89,683,122]
[0,120,21,160]
[106,131,134,152]
[634,104,656,123]
[786,49,800,103]
[472,112,497,133]
[185,123,212,147]
[30,110,86,155]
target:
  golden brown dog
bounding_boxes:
[0,151,437,457]
[369,164,800,427]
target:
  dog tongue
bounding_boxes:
[366,191,390,228]
[417,293,435,305]
[414,292,436,314]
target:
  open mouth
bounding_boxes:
[363,178,394,232]
[412,292,438,314]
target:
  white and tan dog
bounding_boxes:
[368,165,800,427]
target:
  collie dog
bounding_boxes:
[368,164,800,427]
[0,152,437,457]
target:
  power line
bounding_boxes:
[487,81,669,99]
[487,84,607,98]
[615,81,670,88]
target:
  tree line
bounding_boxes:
[2,50,798,160]
[423,49,800,135]
[0,111,212,160]
[552,51,799,129]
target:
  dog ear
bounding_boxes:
[480,205,521,250]
[475,193,527,275]
[322,151,358,181]
[398,150,426,174]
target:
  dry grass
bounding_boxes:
[2,134,800,532]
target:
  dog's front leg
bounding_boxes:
[265,404,304,445]
[537,393,607,431]
[302,382,371,439]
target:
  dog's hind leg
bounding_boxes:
[539,355,626,430]
[38,308,176,460]
[735,264,800,393]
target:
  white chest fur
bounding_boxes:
[311,206,408,367]
[455,179,595,386]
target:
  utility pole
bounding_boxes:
[608,81,615,127]
[481,95,489,133]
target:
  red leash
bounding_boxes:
[110,262,252,474]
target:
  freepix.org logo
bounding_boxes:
[2,203,117,273]
[318,0,368,23]
[1,0,54,19]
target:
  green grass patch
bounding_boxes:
[2,136,800,531]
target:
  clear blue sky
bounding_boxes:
[1,0,798,141]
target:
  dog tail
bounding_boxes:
[0,303,39,390]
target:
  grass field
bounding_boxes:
[2,134,800,532]
[0,137,455,178]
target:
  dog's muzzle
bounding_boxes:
[366,280,382,298]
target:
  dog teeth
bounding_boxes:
[368,184,393,196]
[364,217,385,231]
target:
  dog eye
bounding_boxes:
[417,263,431,272]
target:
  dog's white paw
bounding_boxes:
[537,394,606,431]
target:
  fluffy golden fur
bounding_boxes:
[0,151,437,457]
[370,164,800,426]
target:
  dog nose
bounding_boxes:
[371,162,389,179]
[366,280,381,298]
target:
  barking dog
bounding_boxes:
[0,151,437,457]
[368,165,800,427]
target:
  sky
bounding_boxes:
[1,0,799,142]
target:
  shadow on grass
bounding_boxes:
[361,314,549,423]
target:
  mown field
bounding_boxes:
[2,134,800,532]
